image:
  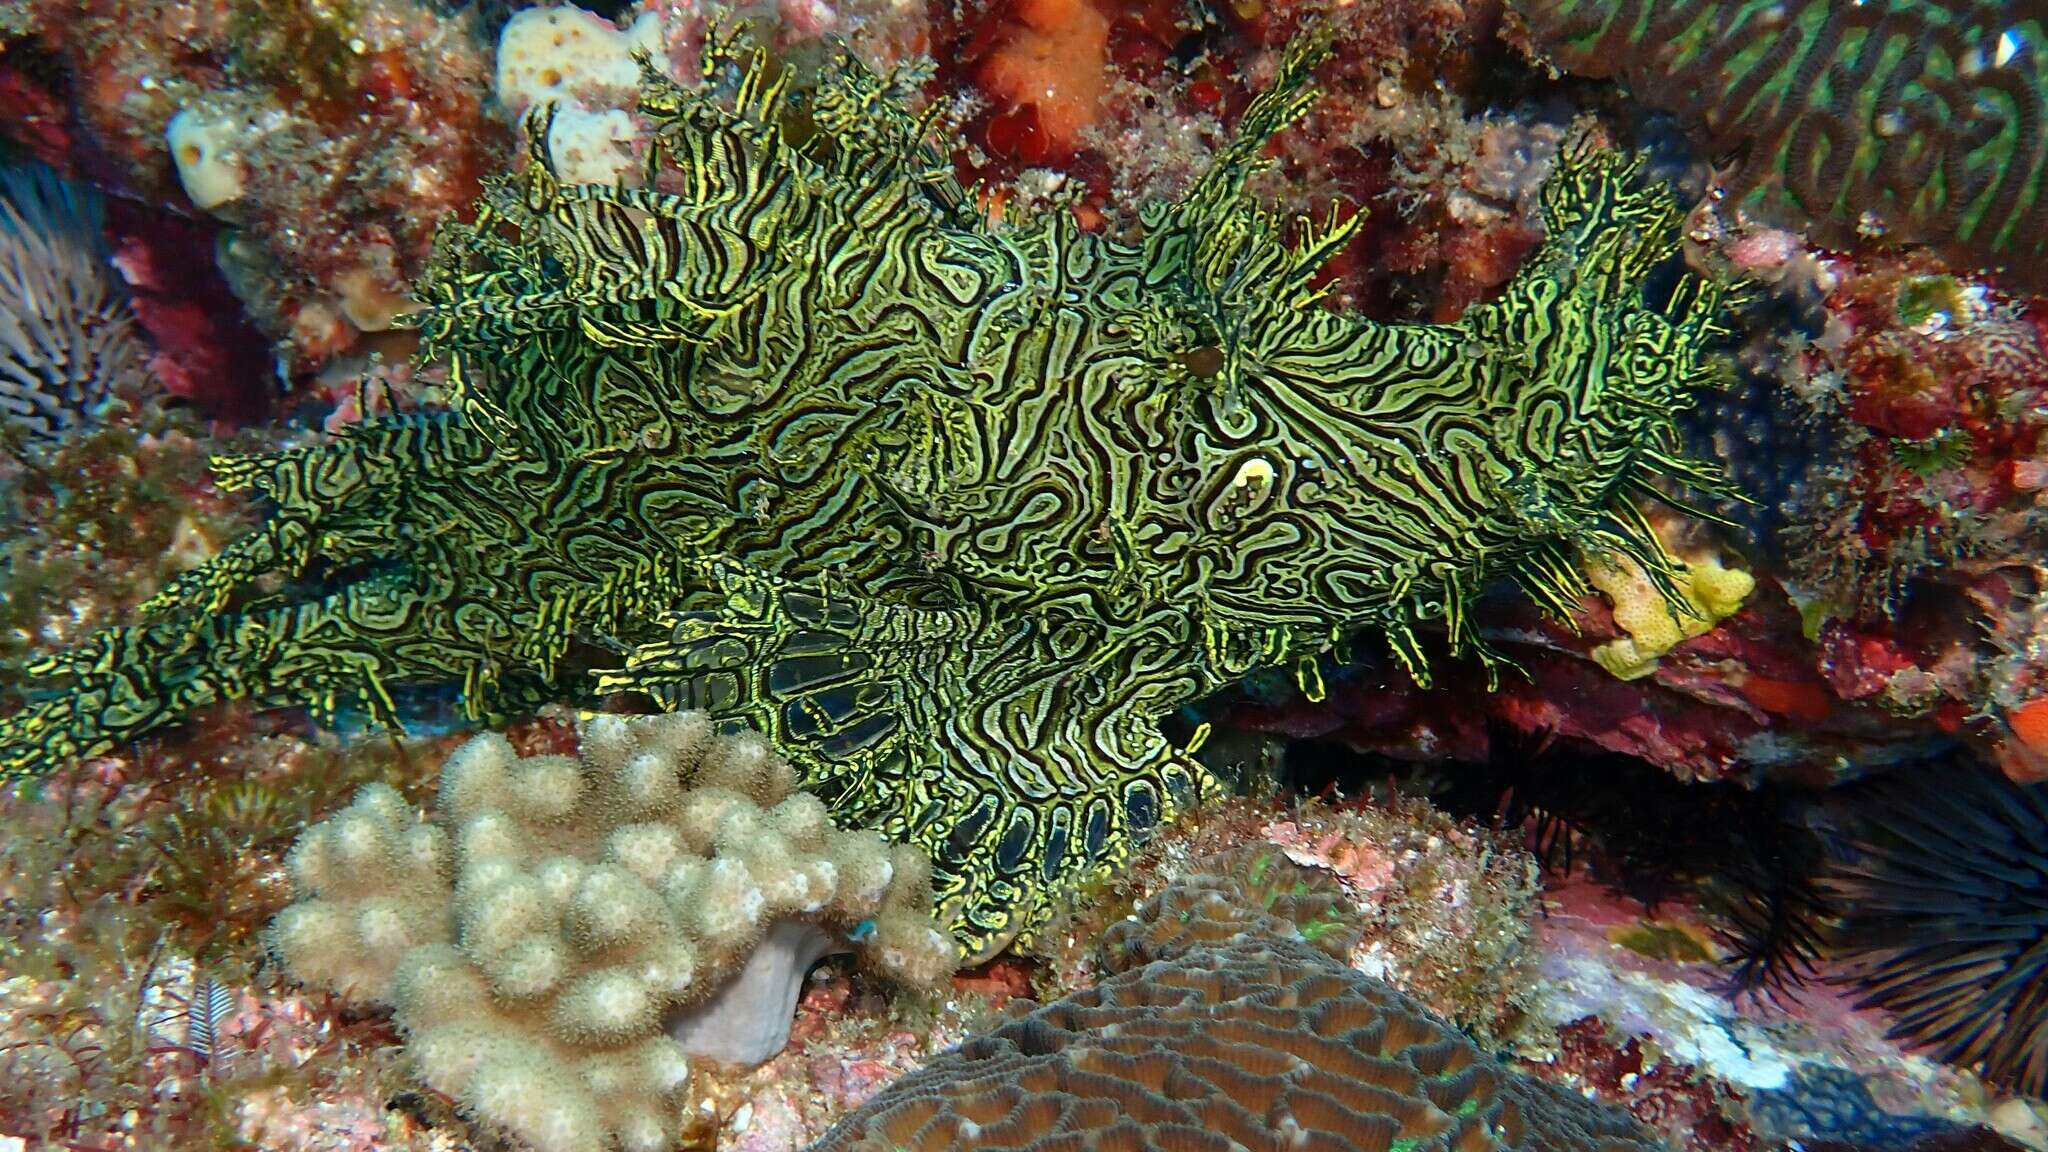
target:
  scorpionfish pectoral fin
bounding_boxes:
[596,559,1220,960]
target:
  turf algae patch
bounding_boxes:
[0,26,1737,961]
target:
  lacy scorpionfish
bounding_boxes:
[0,29,1736,958]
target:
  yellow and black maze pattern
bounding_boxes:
[0,27,1738,958]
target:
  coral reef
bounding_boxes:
[1050,792,1543,1043]
[270,711,954,1152]
[11,4,2048,1152]
[0,412,254,666]
[1391,742,1835,1004]
[0,163,264,664]
[0,27,1741,964]
[0,161,149,441]
[1540,1016,1761,1152]
[0,715,453,1148]
[1749,1065,1977,1152]
[1704,244,2048,779]
[1216,510,1855,787]
[1390,4,2048,786]
[1774,259,2048,629]
[1826,760,2048,1099]
[1216,268,2048,784]
[807,844,1666,1152]
[695,967,1011,1152]
[1505,0,2048,290]
[940,0,1543,324]
[1419,735,2048,1116]
[1251,800,1541,1040]
[0,704,991,1150]
[0,0,505,366]
[105,203,277,422]
[1525,871,2029,1152]
[1231,1,1556,322]
[1985,579,2048,782]
[0,161,266,675]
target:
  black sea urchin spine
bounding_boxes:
[1830,762,2048,1096]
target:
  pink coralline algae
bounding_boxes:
[1525,875,2031,1152]
[708,988,998,1152]
[1036,794,1541,1044]
[103,201,274,422]
[1221,578,1919,787]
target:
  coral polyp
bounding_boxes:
[0,26,1738,960]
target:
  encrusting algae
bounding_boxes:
[0,25,1743,960]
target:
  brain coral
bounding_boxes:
[1507,0,2048,288]
[269,711,954,1152]
[805,845,1666,1152]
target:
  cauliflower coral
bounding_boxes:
[268,711,955,1152]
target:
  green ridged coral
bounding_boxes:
[0,27,1735,960]
[1508,0,2048,287]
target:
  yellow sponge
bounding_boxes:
[1587,549,1754,680]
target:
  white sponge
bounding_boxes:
[495,6,663,117]
[545,106,641,185]
[166,105,252,211]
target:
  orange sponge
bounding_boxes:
[978,0,1111,151]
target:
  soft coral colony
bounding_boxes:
[0,23,1736,960]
